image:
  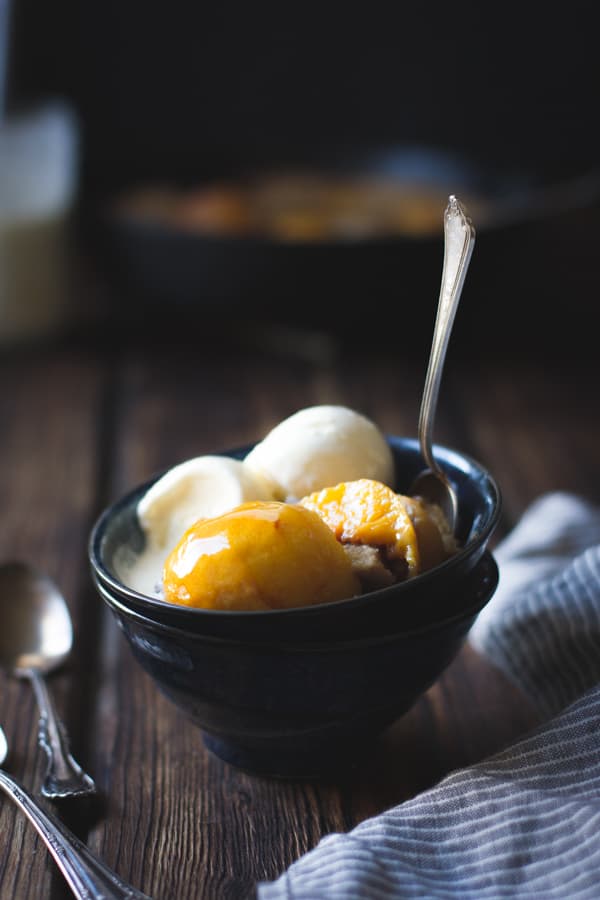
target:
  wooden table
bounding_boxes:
[0,323,598,899]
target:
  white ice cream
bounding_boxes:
[138,455,275,550]
[120,406,394,597]
[244,405,395,500]
[122,455,275,596]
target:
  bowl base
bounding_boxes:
[202,732,369,780]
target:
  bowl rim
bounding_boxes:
[88,435,501,622]
[92,550,498,649]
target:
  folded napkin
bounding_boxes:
[257,492,600,899]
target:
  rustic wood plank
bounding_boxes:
[452,360,600,532]
[0,347,106,900]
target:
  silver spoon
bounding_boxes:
[0,725,151,899]
[410,195,476,532]
[0,561,96,799]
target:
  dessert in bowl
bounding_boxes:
[89,407,501,776]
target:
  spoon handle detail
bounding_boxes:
[28,670,97,799]
[417,195,476,474]
[0,767,151,899]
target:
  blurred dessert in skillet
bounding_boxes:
[113,172,484,241]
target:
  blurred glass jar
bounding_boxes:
[0,101,78,345]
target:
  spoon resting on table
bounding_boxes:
[0,561,96,799]
[410,195,476,534]
[0,726,151,899]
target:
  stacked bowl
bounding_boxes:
[89,436,500,778]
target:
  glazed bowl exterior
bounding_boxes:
[94,551,498,777]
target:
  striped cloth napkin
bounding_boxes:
[257,492,600,899]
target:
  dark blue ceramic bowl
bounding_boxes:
[90,437,500,642]
[89,436,501,776]
[93,551,497,777]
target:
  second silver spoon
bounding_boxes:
[0,561,96,799]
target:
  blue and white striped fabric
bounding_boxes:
[258,493,600,899]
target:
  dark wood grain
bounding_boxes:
[0,348,105,899]
[451,360,600,531]
[0,333,596,899]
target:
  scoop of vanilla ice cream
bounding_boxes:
[244,405,395,500]
[137,455,275,551]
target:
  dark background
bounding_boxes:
[5,1,600,358]
[8,1,599,187]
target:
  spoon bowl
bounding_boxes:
[0,561,96,799]
[410,195,476,533]
[0,563,73,672]
[411,467,458,531]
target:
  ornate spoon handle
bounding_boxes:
[417,195,476,473]
[28,669,97,799]
[0,767,151,899]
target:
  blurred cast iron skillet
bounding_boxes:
[100,144,600,316]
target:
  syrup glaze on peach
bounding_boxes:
[162,500,360,611]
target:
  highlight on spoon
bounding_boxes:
[0,727,7,765]
[0,562,73,672]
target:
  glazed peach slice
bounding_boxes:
[162,501,360,611]
[300,479,453,579]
